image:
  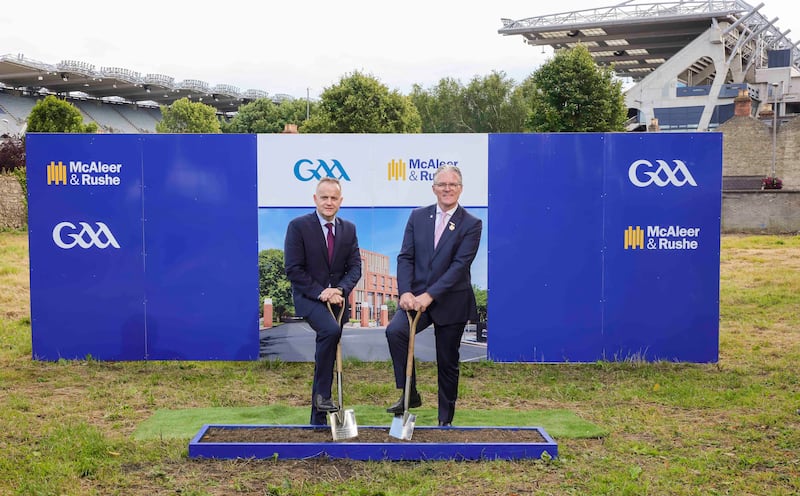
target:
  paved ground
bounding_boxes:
[259,322,487,362]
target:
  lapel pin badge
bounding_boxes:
[449,222,455,231]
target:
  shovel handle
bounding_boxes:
[406,308,422,331]
[403,310,422,409]
[406,310,421,374]
[327,302,345,376]
[335,341,343,375]
[327,301,347,414]
[326,301,345,326]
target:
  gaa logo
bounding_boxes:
[628,159,697,187]
[52,222,120,249]
[293,159,351,182]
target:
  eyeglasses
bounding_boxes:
[434,182,462,189]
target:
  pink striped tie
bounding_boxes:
[434,212,448,248]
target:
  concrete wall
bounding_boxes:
[718,115,799,190]
[778,117,800,190]
[722,191,800,233]
[0,173,25,229]
[717,113,799,233]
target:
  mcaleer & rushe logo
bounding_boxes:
[624,225,701,250]
[623,226,645,249]
[628,159,697,187]
[52,221,120,249]
[46,161,67,185]
[46,160,123,186]
[387,158,459,182]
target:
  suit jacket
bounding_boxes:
[397,204,482,325]
[284,212,362,318]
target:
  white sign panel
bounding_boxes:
[257,134,488,207]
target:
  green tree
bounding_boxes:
[510,74,539,131]
[26,95,98,133]
[156,97,221,133]
[462,71,527,132]
[258,249,293,319]
[473,285,487,322]
[410,72,529,133]
[409,77,465,133]
[385,299,398,321]
[221,98,313,133]
[302,71,421,133]
[527,44,626,132]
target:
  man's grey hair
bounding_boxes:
[433,165,463,184]
[316,176,342,192]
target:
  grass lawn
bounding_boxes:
[0,231,798,495]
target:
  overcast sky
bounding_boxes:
[1,0,797,100]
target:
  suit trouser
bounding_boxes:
[305,302,343,425]
[385,310,465,424]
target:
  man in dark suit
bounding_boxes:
[385,165,482,426]
[284,177,362,426]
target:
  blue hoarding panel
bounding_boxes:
[141,135,259,360]
[602,133,721,362]
[488,134,605,362]
[487,133,720,363]
[27,134,147,360]
[26,132,720,363]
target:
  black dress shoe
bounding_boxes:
[314,394,339,413]
[386,391,422,415]
[438,421,452,427]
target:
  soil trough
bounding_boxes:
[189,424,558,461]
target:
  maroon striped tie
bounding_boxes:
[326,222,334,262]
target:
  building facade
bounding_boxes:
[349,248,398,323]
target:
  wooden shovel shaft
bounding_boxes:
[403,310,422,412]
[327,302,346,409]
[327,301,346,375]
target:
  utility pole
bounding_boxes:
[771,82,779,178]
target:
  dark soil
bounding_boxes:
[200,426,548,444]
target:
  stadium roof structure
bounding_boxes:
[498,0,799,81]
[499,0,800,132]
[0,53,279,111]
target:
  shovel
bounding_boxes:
[389,309,422,440]
[327,302,358,441]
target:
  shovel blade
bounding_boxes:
[329,409,358,441]
[389,412,416,440]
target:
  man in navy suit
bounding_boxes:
[284,177,362,426]
[385,165,482,426]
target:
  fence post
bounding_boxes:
[262,297,273,329]
[380,304,388,327]
[360,302,369,328]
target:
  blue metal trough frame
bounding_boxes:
[188,424,558,461]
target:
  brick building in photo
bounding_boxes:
[347,248,398,325]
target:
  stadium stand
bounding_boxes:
[0,91,39,133]
[115,105,161,133]
[0,89,161,133]
[0,52,285,134]
[74,100,140,133]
